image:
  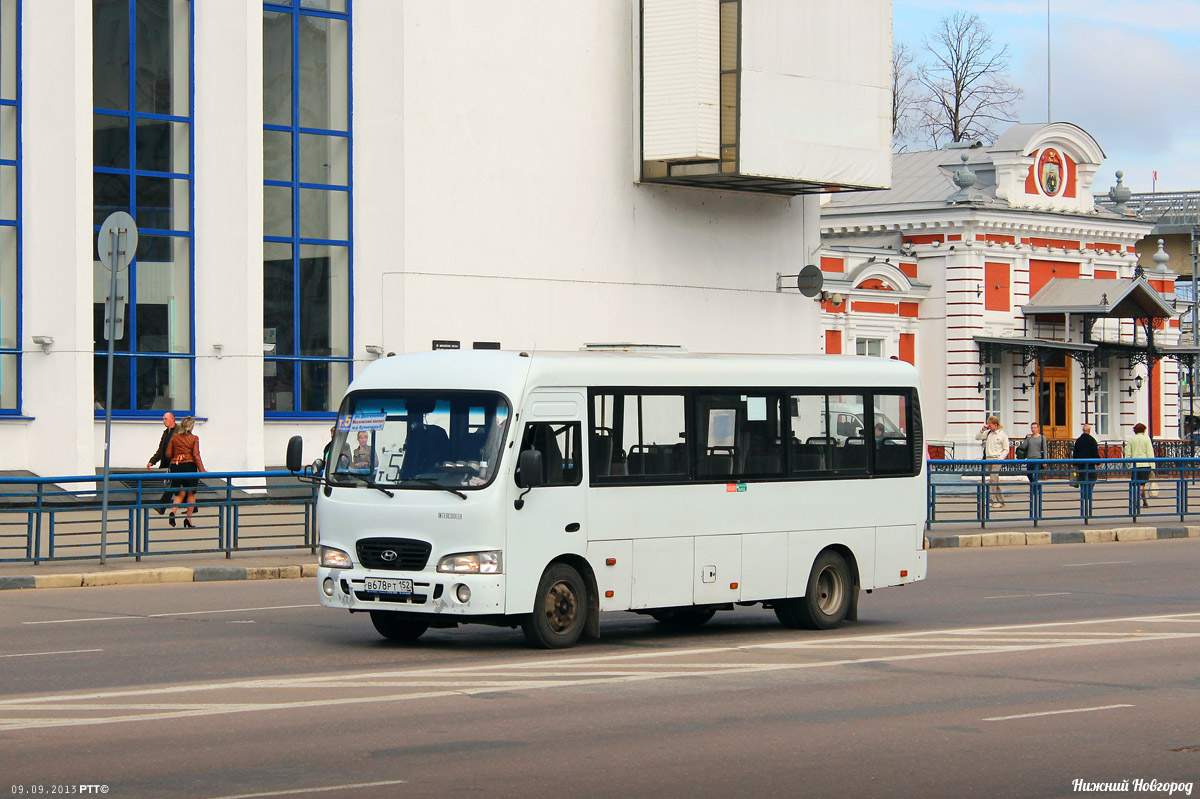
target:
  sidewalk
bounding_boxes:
[0,550,318,591]
[925,522,1200,548]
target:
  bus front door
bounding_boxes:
[505,392,588,615]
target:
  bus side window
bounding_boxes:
[517,422,582,487]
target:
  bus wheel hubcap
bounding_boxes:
[545,582,577,633]
[815,568,844,615]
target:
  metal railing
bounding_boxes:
[928,457,1200,528]
[0,471,317,564]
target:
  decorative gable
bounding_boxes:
[989,122,1104,214]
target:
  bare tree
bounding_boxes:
[915,12,1022,146]
[892,42,918,151]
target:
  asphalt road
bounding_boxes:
[3,539,1199,799]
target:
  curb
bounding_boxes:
[925,525,1200,549]
[0,563,318,591]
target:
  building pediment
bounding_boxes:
[989,122,1105,214]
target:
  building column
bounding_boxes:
[193,0,265,470]
[20,0,95,476]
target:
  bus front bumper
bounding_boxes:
[317,567,506,616]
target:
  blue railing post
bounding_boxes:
[32,483,44,565]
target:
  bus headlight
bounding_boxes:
[318,545,352,569]
[437,551,503,574]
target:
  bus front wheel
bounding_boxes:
[370,610,430,642]
[522,563,588,649]
[775,550,852,630]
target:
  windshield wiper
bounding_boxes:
[334,471,394,498]
[388,477,467,500]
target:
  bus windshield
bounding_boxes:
[328,391,511,490]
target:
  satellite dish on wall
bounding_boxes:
[796,264,824,298]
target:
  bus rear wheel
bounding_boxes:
[370,610,430,642]
[774,550,852,630]
[649,607,717,629]
[522,563,588,649]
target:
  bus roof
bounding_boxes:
[346,350,921,400]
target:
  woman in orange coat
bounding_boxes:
[165,416,206,528]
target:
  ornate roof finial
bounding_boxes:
[1108,170,1132,215]
[947,153,981,204]
[1152,238,1170,270]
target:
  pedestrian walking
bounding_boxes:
[165,416,206,528]
[1072,423,1100,494]
[1127,422,1155,508]
[975,415,1010,509]
[146,412,177,515]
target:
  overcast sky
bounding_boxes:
[893,0,1200,194]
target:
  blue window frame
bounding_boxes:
[92,0,194,415]
[0,0,20,413]
[263,1,352,416]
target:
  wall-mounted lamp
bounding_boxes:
[977,371,992,393]
[32,335,53,353]
[1019,371,1037,394]
[365,344,385,357]
[1127,374,1144,396]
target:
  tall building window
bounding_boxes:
[1093,365,1111,437]
[0,0,18,412]
[263,1,351,415]
[92,0,193,414]
[983,351,1003,421]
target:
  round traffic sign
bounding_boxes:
[97,212,138,271]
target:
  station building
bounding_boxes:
[816,122,1183,455]
[0,0,893,476]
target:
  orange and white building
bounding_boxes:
[817,122,1180,452]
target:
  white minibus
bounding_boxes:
[287,349,927,648]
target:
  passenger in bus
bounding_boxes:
[976,415,1009,509]
[351,431,373,470]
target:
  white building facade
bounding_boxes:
[818,123,1180,454]
[1,0,893,476]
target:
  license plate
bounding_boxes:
[364,577,413,595]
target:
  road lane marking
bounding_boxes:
[983,592,1071,599]
[203,780,408,799]
[1063,561,1132,567]
[22,604,317,625]
[983,704,1134,722]
[0,648,102,659]
[2,613,1199,731]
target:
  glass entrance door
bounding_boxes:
[1038,369,1072,439]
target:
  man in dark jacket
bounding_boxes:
[146,412,177,514]
[1072,422,1101,495]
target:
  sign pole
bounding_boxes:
[96,212,137,566]
[99,227,122,565]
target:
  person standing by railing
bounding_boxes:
[1072,423,1100,498]
[1127,422,1155,508]
[976,415,1010,509]
[1021,422,1048,485]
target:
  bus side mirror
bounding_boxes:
[286,436,304,472]
[515,449,545,488]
